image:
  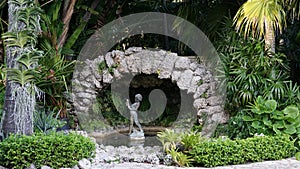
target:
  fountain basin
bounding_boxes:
[89,127,165,147]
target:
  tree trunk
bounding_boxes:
[1,0,41,136]
[264,20,276,54]
[58,0,77,48]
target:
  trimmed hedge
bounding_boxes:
[189,135,296,167]
[0,132,96,169]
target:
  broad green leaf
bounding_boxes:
[263,117,272,126]
[283,106,299,119]
[292,116,300,127]
[296,128,300,134]
[284,125,297,135]
[272,125,282,134]
[274,120,285,129]
[271,110,284,120]
[242,115,254,121]
[251,121,261,129]
[296,152,300,161]
[264,100,277,112]
[285,117,296,124]
[256,96,265,104]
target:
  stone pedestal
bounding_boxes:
[129,129,145,140]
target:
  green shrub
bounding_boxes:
[0,132,96,169]
[189,135,296,167]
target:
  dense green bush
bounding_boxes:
[189,135,296,167]
[0,132,96,169]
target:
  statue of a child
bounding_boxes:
[126,94,143,135]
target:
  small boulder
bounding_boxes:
[78,158,91,169]
[41,166,52,169]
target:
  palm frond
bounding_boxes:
[234,0,286,39]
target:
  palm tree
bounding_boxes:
[233,0,286,53]
[1,0,42,136]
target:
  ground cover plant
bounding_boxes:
[242,96,300,138]
[0,132,96,169]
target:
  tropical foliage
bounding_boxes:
[217,20,299,114]
[0,0,300,167]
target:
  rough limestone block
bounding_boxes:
[102,70,113,83]
[175,57,191,70]
[125,54,141,75]
[140,51,154,74]
[193,67,206,76]
[110,50,125,58]
[80,81,92,89]
[189,61,199,71]
[171,70,182,82]
[158,53,178,79]
[125,47,143,55]
[203,71,213,83]
[95,55,105,63]
[212,113,223,123]
[91,76,102,89]
[90,57,104,80]
[85,89,98,95]
[105,52,115,67]
[152,52,165,73]
[177,69,193,90]
[197,105,222,116]
[193,83,210,99]
[193,98,208,109]
[79,65,92,80]
[117,58,129,74]
[77,92,93,99]
[113,69,122,80]
[188,75,201,94]
[207,96,223,106]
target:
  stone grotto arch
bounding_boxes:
[71,47,228,137]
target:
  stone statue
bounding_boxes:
[126,94,144,139]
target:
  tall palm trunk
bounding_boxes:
[264,20,276,53]
[1,0,41,136]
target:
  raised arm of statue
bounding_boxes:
[127,100,140,111]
